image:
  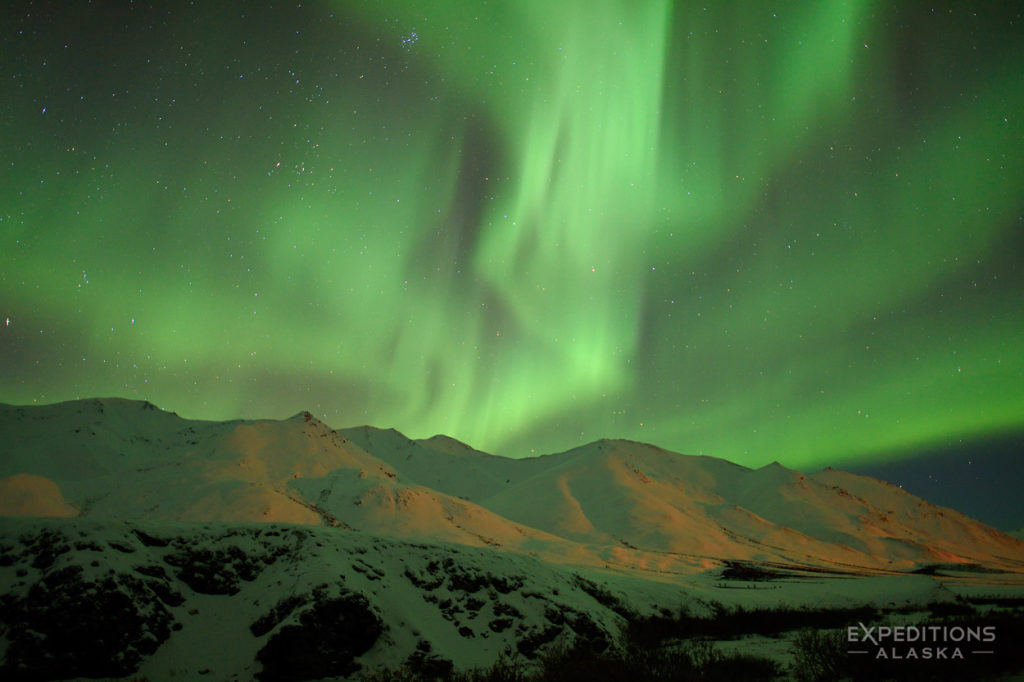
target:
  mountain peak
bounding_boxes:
[416,434,485,457]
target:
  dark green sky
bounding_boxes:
[2,1,1022,469]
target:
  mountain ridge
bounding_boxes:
[2,397,1023,577]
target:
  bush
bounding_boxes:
[791,629,846,682]
[363,639,781,681]
[626,602,878,645]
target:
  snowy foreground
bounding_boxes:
[1,398,1023,680]
[2,517,1023,681]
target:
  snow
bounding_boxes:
[0,473,77,518]
[1,398,1023,678]
[0,517,646,679]
[4,398,1023,576]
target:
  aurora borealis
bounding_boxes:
[1,1,1022,469]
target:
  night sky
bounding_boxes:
[2,2,1022,473]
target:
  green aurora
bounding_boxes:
[2,1,1022,468]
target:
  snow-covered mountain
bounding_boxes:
[2,398,1023,575]
[2,398,1024,680]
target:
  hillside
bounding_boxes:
[2,399,1023,577]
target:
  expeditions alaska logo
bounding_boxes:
[848,622,997,660]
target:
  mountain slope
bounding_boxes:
[1,399,391,524]
[339,426,536,501]
[494,440,1024,571]
[345,434,1024,573]
[0,516,643,681]
[0,400,601,567]
[2,398,1023,576]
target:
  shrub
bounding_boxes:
[791,629,846,682]
[362,639,781,681]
